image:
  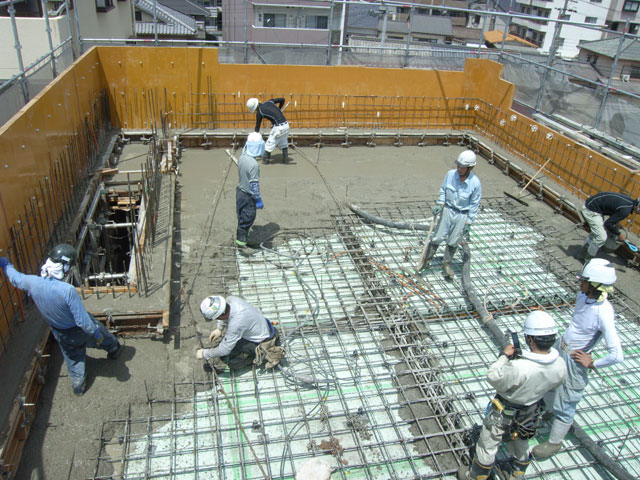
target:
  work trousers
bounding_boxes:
[475,404,530,466]
[265,123,289,153]
[543,338,589,425]
[581,206,607,257]
[50,316,119,394]
[236,187,257,243]
[430,206,468,247]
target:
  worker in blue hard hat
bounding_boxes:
[418,150,482,277]
[458,311,566,480]
[532,259,623,460]
[0,245,123,396]
[196,295,284,372]
[246,97,289,164]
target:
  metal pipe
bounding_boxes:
[41,0,57,78]
[8,1,29,104]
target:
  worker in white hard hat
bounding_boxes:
[419,149,482,277]
[458,311,566,480]
[580,191,640,261]
[0,246,123,396]
[246,97,289,164]
[532,259,623,460]
[196,295,284,372]
[236,132,265,248]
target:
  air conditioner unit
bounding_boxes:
[622,74,630,82]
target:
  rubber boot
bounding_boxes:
[457,457,492,480]
[443,246,457,277]
[282,147,289,162]
[531,418,571,460]
[495,457,530,480]
[418,243,439,271]
[263,150,271,165]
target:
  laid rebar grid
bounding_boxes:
[92,197,640,479]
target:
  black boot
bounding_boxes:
[282,147,289,162]
[495,456,530,480]
[263,151,271,165]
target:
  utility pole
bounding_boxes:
[380,2,388,49]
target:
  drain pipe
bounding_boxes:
[459,244,634,480]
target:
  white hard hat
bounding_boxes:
[247,131,263,143]
[523,310,558,336]
[200,295,227,321]
[456,150,477,167]
[246,98,259,113]
[578,258,617,285]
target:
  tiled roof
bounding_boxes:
[135,0,197,36]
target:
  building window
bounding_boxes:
[305,15,328,29]
[623,0,640,11]
[586,54,598,64]
[96,0,114,12]
[559,14,570,20]
[584,16,598,23]
[264,13,286,27]
[590,0,602,3]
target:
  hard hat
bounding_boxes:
[247,131,263,143]
[244,131,265,157]
[456,150,477,167]
[246,98,259,113]
[200,295,227,321]
[577,258,617,285]
[523,310,558,336]
[48,243,77,266]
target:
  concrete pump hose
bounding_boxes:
[348,203,430,231]
[459,244,634,480]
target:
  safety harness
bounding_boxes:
[491,394,545,441]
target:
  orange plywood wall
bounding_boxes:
[96,46,514,131]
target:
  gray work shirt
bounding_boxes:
[210,296,270,358]
[237,152,260,196]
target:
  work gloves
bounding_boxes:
[0,257,9,270]
[256,198,264,209]
[463,224,471,236]
[196,349,205,360]
[432,205,443,216]
[209,329,222,343]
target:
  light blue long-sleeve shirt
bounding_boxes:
[437,169,482,224]
[4,264,100,338]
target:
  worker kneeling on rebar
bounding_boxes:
[458,311,566,480]
[419,150,482,277]
[196,295,284,372]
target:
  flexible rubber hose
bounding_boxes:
[348,203,430,231]
[459,243,634,480]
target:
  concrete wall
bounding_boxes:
[0,16,70,78]
[77,0,134,41]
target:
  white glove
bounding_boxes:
[209,329,222,343]
[196,349,205,360]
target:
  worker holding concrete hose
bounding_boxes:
[246,97,289,164]
[236,132,265,248]
[0,245,123,396]
[420,150,482,277]
[580,191,640,261]
[532,259,624,460]
[196,295,284,372]
[458,311,566,480]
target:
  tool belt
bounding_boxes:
[491,394,545,441]
[254,323,284,369]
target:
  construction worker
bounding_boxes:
[0,245,123,396]
[246,97,289,164]
[196,295,284,372]
[580,191,640,261]
[458,311,566,480]
[235,131,265,248]
[532,259,623,460]
[420,150,482,276]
